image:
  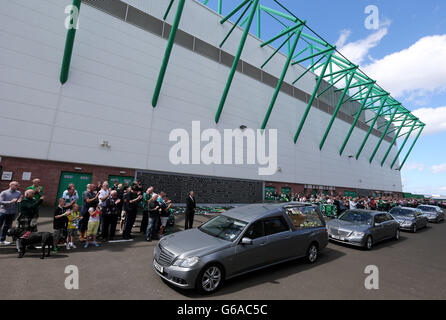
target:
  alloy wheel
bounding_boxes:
[308,244,318,263]
[201,266,222,293]
[366,236,372,250]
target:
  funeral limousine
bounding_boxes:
[153,203,328,294]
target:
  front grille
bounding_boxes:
[157,245,176,267]
[330,228,351,237]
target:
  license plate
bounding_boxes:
[153,260,164,274]
[332,235,345,241]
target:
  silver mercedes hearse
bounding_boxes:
[153,203,328,294]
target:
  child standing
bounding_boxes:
[85,207,100,248]
[53,198,68,253]
[66,203,80,249]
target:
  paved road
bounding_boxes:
[1,208,445,300]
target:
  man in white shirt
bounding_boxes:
[62,184,79,210]
[99,181,110,207]
[349,198,358,210]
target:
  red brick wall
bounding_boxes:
[0,156,135,205]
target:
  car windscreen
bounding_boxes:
[418,206,435,212]
[339,210,373,225]
[390,208,415,217]
[199,215,248,242]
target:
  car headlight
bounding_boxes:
[173,256,200,268]
[351,231,365,238]
[402,221,412,226]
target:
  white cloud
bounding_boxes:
[335,29,352,48]
[411,106,446,136]
[364,35,446,99]
[431,164,446,174]
[337,30,446,136]
[337,27,389,65]
[405,162,425,171]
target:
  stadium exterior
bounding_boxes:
[0,0,424,204]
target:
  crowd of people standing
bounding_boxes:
[0,178,198,253]
[2,178,439,252]
[266,190,439,216]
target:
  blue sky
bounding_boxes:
[202,0,446,195]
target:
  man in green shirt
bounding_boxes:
[27,179,44,203]
[26,179,44,228]
[17,189,44,233]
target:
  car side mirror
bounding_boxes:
[374,222,382,227]
[241,237,253,245]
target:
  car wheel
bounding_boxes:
[394,229,400,240]
[306,243,319,264]
[365,236,373,250]
[196,264,223,295]
[412,224,417,233]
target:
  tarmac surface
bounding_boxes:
[1,206,445,300]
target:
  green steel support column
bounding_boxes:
[336,80,374,91]
[219,2,252,48]
[329,61,333,84]
[163,0,175,20]
[259,5,297,23]
[380,114,409,167]
[261,31,294,68]
[301,33,330,47]
[256,2,261,38]
[152,0,186,107]
[390,122,417,169]
[261,26,304,130]
[369,107,399,163]
[355,96,388,159]
[292,55,325,85]
[215,0,259,123]
[261,24,301,47]
[399,126,424,170]
[294,52,333,144]
[220,0,250,24]
[309,45,315,71]
[317,71,350,98]
[218,0,222,14]
[323,65,357,80]
[339,84,374,155]
[319,69,356,150]
[60,0,81,84]
[292,46,335,65]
